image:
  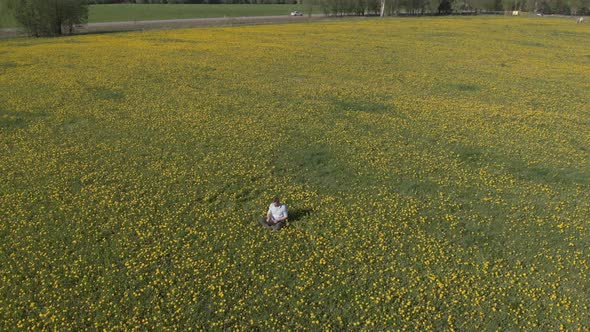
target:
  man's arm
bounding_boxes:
[274,205,288,222]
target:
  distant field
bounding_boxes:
[0,10,16,28]
[1,17,589,330]
[0,4,315,28]
[89,4,314,22]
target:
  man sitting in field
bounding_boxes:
[259,196,288,230]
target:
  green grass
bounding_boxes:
[1,17,589,330]
[0,4,315,28]
[0,10,16,28]
[90,4,314,23]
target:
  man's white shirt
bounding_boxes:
[268,203,288,221]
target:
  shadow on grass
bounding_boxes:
[0,108,47,129]
[288,207,313,225]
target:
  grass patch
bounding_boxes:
[0,108,46,129]
[0,11,17,28]
[0,61,18,72]
[447,82,480,91]
[329,97,392,114]
[511,162,590,185]
[452,143,491,165]
[89,87,125,101]
[515,40,547,48]
[89,4,314,23]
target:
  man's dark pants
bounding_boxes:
[259,217,285,230]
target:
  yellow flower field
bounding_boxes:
[1,16,589,330]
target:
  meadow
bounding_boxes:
[0,3,313,28]
[1,16,589,330]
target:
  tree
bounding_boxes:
[9,0,88,37]
[438,0,453,12]
[303,0,320,17]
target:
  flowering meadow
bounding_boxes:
[1,16,589,330]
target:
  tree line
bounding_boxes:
[91,0,589,13]
[312,0,589,15]
[2,0,587,37]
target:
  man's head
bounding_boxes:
[273,196,280,206]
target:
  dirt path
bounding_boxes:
[1,14,340,38]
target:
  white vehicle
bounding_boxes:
[290,11,303,16]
